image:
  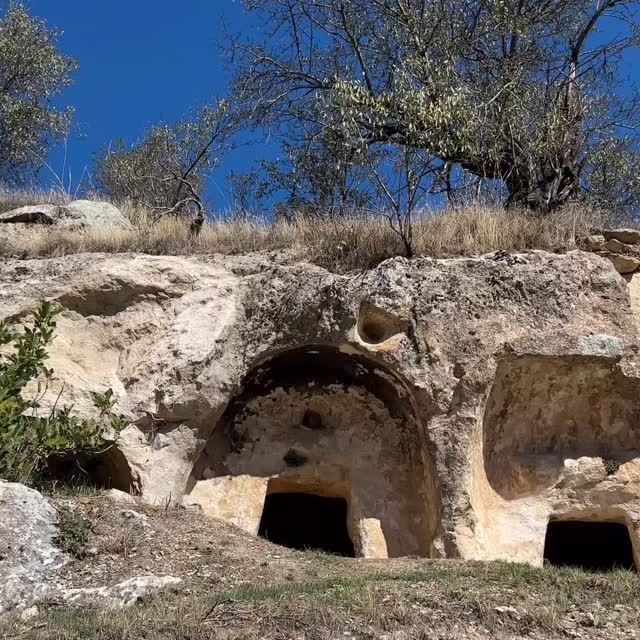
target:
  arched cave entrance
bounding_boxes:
[483,355,640,498]
[45,446,137,494]
[186,345,439,558]
[259,492,355,556]
[544,520,636,572]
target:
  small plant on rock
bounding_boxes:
[0,302,127,483]
[55,506,92,558]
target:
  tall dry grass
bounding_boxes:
[0,193,608,273]
[0,187,71,214]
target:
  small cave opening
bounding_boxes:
[543,520,636,572]
[357,303,407,345]
[258,492,355,557]
[42,447,136,494]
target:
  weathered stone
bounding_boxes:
[604,238,639,255]
[0,482,182,616]
[62,200,132,230]
[604,228,640,245]
[102,488,138,505]
[120,509,149,528]
[60,576,182,609]
[0,200,132,231]
[577,235,640,273]
[576,334,626,359]
[0,204,59,225]
[601,251,640,274]
[2,248,640,568]
[0,482,68,615]
[577,234,605,252]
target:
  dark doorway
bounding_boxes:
[544,520,636,571]
[258,493,355,557]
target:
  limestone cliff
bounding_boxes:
[2,249,640,565]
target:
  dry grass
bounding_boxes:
[0,190,611,272]
[4,563,639,639]
[1,496,639,639]
[0,187,70,214]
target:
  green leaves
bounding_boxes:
[239,0,640,214]
[94,100,236,211]
[0,2,77,184]
[0,303,127,484]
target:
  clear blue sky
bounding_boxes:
[29,1,253,208]
[21,2,640,211]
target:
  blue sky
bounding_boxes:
[28,1,252,208]
[17,2,640,211]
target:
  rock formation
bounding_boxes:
[2,246,640,568]
[0,200,132,230]
[0,481,180,616]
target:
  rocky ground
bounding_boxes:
[1,490,639,640]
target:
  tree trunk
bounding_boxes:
[505,162,579,214]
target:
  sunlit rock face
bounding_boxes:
[3,247,640,566]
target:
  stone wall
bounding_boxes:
[2,247,640,564]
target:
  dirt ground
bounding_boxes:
[2,495,640,640]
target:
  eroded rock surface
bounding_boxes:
[0,200,132,231]
[578,230,640,274]
[0,482,67,615]
[2,248,640,567]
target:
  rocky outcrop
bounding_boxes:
[60,575,182,609]
[2,248,640,568]
[0,200,132,231]
[0,482,67,615]
[578,229,640,274]
[0,482,181,616]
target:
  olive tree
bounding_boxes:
[233,0,640,214]
[95,101,236,223]
[0,2,76,184]
[258,129,375,219]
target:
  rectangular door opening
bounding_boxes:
[544,520,636,572]
[258,492,355,557]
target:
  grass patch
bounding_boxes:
[39,476,103,498]
[0,195,612,273]
[2,562,639,639]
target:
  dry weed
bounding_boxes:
[0,190,612,272]
[0,187,71,214]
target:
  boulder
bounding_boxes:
[604,238,640,256]
[0,482,181,616]
[0,200,132,231]
[62,200,132,230]
[602,251,640,275]
[0,204,59,225]
[577,235,640,273]
[603,228,640,245]
[0,482,68,615]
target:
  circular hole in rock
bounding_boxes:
[357,303,408,345]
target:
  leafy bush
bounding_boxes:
[0,302,127,483]
[94,102,235,213]
[55,506,92,558]
[0,2,77,185]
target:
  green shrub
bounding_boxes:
[0,302,127,483]
[55,506,92,558]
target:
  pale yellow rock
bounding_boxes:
[3,249,640,565]
[356,518,389,559]
[603,251,640,274]
[604,228,640,245]
[186,476,269,534]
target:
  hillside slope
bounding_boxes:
[2,494,639,640]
